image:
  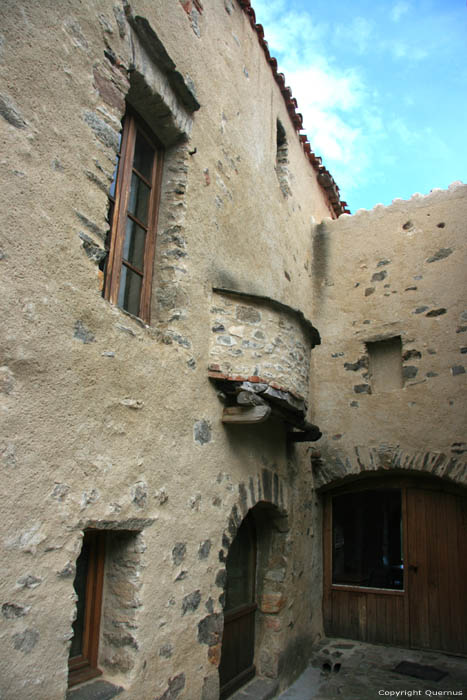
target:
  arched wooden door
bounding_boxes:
[219,512,257,699]
[323,477,467,655]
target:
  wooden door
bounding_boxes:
[219,513,257,699]
[406,487,467,655]
[323,478,467,656]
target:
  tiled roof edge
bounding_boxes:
[237,0,350,217]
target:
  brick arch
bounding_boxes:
[312,446,467,490]
[221,468,289,555]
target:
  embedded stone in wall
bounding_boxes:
[181,590,201,615]
[426,248,453,263]
[197,613,223,646]
[0,93,27,129]
[201,674,219,700]
[73,320,96,344]
[172,542,186,565]
[12,628,39,653]
[159,643,173,658]
[83,111,120,151]
[194,420,212,445]
[371,270,387,282]
[2,603,29,618]
[259,592,286,614]
[451,366,465,376]
[154,673,186,700]
[198,540,211,559]
[16,574,42,589]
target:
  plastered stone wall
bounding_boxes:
[310,182,467,490]
[0,1,332,698]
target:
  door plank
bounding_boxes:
[407,489,430,649]
[407,488,467,655]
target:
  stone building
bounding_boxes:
[0,1,465,699]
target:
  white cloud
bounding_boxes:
[389,41,428,61]
[287,64,364,112]
[284,63,382,193]
[389,118,417,144]
[334,17,374,55]
[391,2,410,22]
[251,0,412,199]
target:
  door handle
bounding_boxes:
[408,564,418,573]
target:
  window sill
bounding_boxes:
[66,679,124,700]
[331,584,405,596]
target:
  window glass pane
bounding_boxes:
[107,199,115,228]
[122,217,146,271]
[109,156,119,199]
[133,129,154,181]
[118,264,142,316]
[127,172,150,225]
[69,538,90,659]
[332,489,403,590]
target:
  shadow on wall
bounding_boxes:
[312,222,330,309]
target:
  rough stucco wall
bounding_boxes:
[310,182,467,489]
[0,1,332,699]
[306,184,467,648]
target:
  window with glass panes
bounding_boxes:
[104,111,163,322]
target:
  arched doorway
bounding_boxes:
[219,511,257,699]
[218,498,290,698]
[323,474,467,655]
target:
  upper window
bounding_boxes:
[104,110,164,323]
[275,119,291,197]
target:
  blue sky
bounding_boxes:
[251,0,467,212]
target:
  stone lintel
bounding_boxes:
[125,9,200,114]
[74,518,156,531]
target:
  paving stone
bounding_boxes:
[66,680,123,700]
[230,677,279,699]
[275,638,467,699]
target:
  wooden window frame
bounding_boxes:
[68,531,106,688]
[104,110,164,324]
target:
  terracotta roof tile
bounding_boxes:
[237,0,350,216]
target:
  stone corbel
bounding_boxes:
[213,376,321,441]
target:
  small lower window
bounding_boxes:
[68,531,106,687]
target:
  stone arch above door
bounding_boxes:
[220,469,289,561]
[312,445,467,491]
